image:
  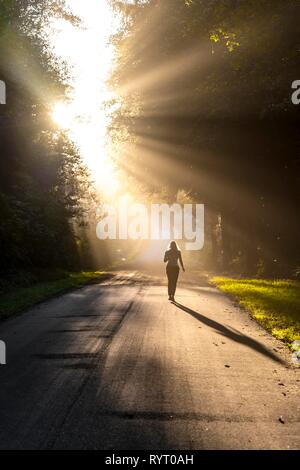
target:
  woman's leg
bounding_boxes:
[166,266,180,298]
[166,266,172,296]
[168,267,179,296]
[172,266,179,296]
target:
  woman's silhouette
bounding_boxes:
[164,241,185,301]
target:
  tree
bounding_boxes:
[0,0,96,273]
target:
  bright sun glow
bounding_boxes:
[50,0,120,194]
[52,102,73,128]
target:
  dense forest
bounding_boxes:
[0,0,95,282]
[0,0,299,281]
[109,0,300,277]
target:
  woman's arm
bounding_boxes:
[179,252,185,271]
[164,251,168,263]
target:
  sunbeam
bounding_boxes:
[49,0,120,194]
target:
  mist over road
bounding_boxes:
[0,271,299,450]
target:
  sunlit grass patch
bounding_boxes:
[0,271,105,320]
[211,277,300,345]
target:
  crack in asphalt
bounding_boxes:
[43,299,135,450]
[91,409,300,424]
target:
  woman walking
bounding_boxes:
[164,241,185,301]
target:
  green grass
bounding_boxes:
[0,271,106,320]
[211,277,300,346]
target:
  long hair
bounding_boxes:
[168,240,181,251]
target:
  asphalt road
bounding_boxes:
[0,271,299,450]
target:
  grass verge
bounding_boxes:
[0,271,106,321]
[211,277,300,346]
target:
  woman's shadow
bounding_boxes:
[171,301,285,364]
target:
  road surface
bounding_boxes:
[0,271,299,450]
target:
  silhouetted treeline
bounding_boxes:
[0,1,95,277]
[110,0,300,277]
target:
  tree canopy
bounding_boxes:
[109,0,300,276]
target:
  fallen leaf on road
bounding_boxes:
[225,364,230,368]
[279,416,285,424]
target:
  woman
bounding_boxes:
[164,241,185,301]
